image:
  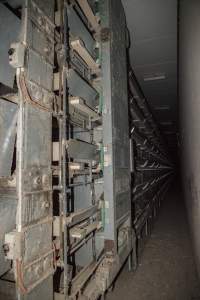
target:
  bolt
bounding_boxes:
[3,244,9,255]
[8,48,15,56]
[42,174,49,186]
[33,176,42,186]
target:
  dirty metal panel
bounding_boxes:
[0,4,20,88]
[100,0,115,242]
[23,105,51,167]
[26,2,54,65]
[67,5,95,56]
[0,196,17,276]
[115,169,130,221]
[23,221,52,264]
[67,139,98,161]
[101,0,131,246]
[67,69,98,108]
[0,100,18,177]
[14,0,54,299]
[33,0,54,20]
[21,192,52,227]
[23,276,53,300]
[27,51,53,91]
[110,0,130,222]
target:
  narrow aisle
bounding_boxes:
[107,185,200,300]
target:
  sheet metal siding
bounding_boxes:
[102,0,131,243]
[110,0,130,222]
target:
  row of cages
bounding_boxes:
[128,66,173,252]
[0,0,173,299]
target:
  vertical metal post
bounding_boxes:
[63,2,70,298]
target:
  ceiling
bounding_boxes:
[122,0,178,154]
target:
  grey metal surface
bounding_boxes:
[67,5,95,56]
[67,139,98,161]
[0,100,18,177]
[32,0,54,20]
[0,4,20,88]
[6,0,23,8]
[23,276,53,300]
[0,196,17,277]
[13,1,54,299]
[27,51,53,91]
[179,0,200,279]
[23,105,51,167]
[67,69,98,108]
[101,0,131,248]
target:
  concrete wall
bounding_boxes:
[179,0,200,277]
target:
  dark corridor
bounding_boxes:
[107,184,200,300]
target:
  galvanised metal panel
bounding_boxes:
[0,4,20,88]
[23,105,52,167]
[67,5,95,56]
[0,196,17,277]
[32,0,54,20]
[101,0,131,250]
[67,69,98,108]
[14,1,54,299]
[0,100,18,177]
[23,276,53,300]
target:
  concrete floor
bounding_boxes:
[107,186,200,300]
